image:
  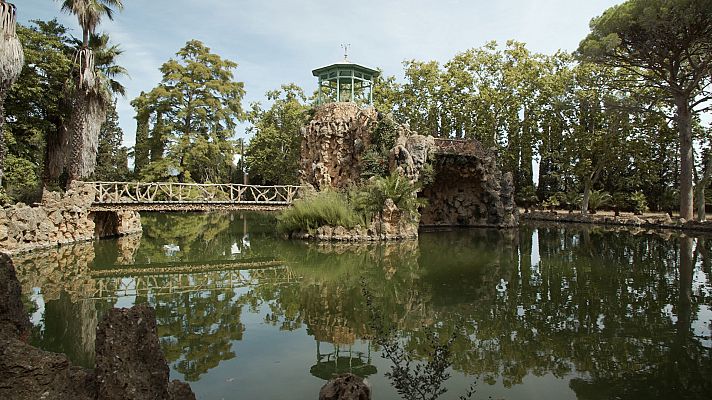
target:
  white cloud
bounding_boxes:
[20,0,622,149]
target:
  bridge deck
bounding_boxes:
[82,181,303,209]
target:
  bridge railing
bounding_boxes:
[85,181,303,205]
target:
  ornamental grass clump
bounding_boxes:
[277,190,358,235]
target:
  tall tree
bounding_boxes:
[0,1,24,189]
[92,100,129,181]
[579,0,712,220]
[136,40,245,183]
[246,84,310,185]
[4,20,72,202]
[131,91,151,174]
[59,0,124,184]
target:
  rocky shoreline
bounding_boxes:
[522,211,712,233]
[0,254,195,400]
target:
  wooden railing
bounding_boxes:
[84,181,303,205]
[433,138,488,158]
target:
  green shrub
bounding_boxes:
[611,192,628,216]
[419,162,435,187]
[515,186,539,212]
[361,149,390,179]
[352,173,426,222]
[542,194,560,211]
[561,191,581,213]
[629,191,649,215]
[277,190,358,234]
[587,190,611,214]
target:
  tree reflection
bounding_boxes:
[152,286,247,381]
[14,211,712,398]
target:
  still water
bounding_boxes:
[12,212,712,399]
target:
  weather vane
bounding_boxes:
[341,43,351,61]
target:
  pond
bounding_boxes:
[12,212,712,400]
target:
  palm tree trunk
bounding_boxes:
[1,0,24,190]
[67,90,105,185]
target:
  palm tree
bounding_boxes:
[0,1,24,187]
[60,0,123,184]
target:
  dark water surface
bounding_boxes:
[12,212,712,399]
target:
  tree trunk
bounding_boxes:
[66,91,105,186]
[695,151,711,222]
[675,95,694,220]
[43,121,69,186]
[581,181,591,215]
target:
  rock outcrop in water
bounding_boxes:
[0,254,195,400]
[299,103,378,190]
[299,103,517,229]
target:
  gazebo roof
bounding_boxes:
[312,60,380,78]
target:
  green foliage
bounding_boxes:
[372,113,398,151]
[660,189,680,214]
[277,191,358,235]
[351,174,426,222]
[361,113,399,180]
[611,192,628,215]
[2,20,73,202]
[92,100,129,181]
[419,162,435,187]
[2,155,40,204]
[629,191,649,215]
[515,185,539,212]
[560,192,582,213]
[587,190,611,214]
[135,40,245,183]
[578,0,712,218]
[246,84,309,185]
[542,194,560,211]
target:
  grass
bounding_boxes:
[277,190,358,235]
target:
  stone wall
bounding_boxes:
[299,102,378,190]
[0,182,141,254]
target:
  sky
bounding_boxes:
[20,0,623,149]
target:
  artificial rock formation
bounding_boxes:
[420,140,517,228]
[0,182,141,254]
[299,103,518,229]
[300,102,378,190]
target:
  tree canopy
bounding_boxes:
[579,0,712,219]
[245,84,310,185]
[133,40,246,183]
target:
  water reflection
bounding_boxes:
[11,214,712,399]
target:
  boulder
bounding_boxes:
[319,373,371,400]
[0,254,31,338]
[95,305,195,400]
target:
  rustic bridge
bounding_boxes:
[84,181,304,211]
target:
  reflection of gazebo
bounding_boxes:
[310,339,377,380]
[313,54,379,106]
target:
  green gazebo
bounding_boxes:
[312,55,379,106]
